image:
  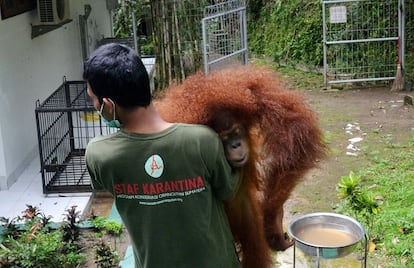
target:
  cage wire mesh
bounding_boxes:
[202,0,248,74]
[34,0,247,194]
[145,1,208,89]
[103,0,247,89]
[323,0,401,85]
[35,79,116,194]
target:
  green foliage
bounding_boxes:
[248,0,323,66]
[248,0,414,84]
[112,1,414,85]
[0,205,87,267]
[91,216,123,236]
[0,205,127,268]
[336,171,379,233]
[113,0,154,56]
[60,205,81,244]
[0,216,21,239]
[140,38,154,55]
[94,239,120,268]
[1,231,60,267]
[21,204,53,231]
[410,128,414,146]
[336,136,414,266]
[0,224,85,268]
[113,0,150,38]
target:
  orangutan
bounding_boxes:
[155,65,327,268]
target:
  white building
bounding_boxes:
[0,0,114,190]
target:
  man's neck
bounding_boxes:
[119,103,174,134]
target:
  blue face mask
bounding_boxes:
[97,100,122,128]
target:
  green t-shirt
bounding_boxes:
[86,123,241,268]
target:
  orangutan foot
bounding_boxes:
[267,232,294,251]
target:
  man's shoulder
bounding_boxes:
[86,132,121,151]
[88,135,109,144]
[88,133,116,144]
[177,123,216,135]
[176,124,220,149]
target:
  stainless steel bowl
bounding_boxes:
[288,212,365,259]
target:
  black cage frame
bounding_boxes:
[35,78,114,194]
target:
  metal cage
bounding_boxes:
[35,78,114,194]
[322,0,403,85]
[202,0,248,74]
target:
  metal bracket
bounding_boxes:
[31,19,72,39]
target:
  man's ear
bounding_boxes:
[102,98,114,113]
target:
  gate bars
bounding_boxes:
[201,0,248,75]
[322,0,404,85]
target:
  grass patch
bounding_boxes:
[271,62,414,266]
[252,58,324,91]
[336,139,414,267]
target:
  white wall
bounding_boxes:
[0,0,112,189]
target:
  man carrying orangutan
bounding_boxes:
[83,43,243,268]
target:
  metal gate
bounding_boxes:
[201,0,248,75]
[322,0,403,85]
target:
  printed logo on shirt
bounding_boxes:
[144,154,164,178]
[113,176,206,205]
[115,154,207,206]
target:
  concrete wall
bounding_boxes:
[0,0,112,189]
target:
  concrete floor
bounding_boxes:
[0,155,91,223]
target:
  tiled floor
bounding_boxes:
[0,155,92,223]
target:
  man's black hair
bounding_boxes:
[83,43,151,108]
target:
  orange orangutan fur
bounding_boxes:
[155,65,327,268]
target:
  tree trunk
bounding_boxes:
[150,0,209,90]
